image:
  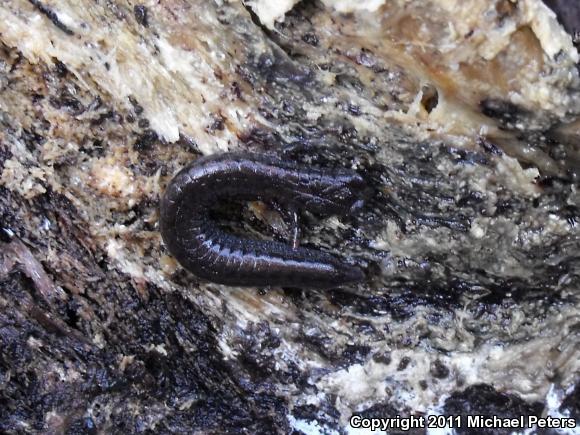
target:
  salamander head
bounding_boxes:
[299,170,370,216]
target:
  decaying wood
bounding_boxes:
[0,0,579,432]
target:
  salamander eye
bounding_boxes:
[350,199,365,213]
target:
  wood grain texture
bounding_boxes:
[0,0,579,432]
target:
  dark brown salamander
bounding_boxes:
[159,153,367,288]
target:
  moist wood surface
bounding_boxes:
[0,0,579,432]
